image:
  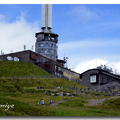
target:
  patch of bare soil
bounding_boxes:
[50,100,67,106]
[87,96,120,106]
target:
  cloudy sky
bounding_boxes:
[0,1,120,74]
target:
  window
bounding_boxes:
[39,43,44,47]
[50,49,54,54]
[55,36,58,42]
[90,75,97,83]
[39,49,43,53]
[45,43,49,47]
[50,55,55,60]
[37,34,43,41]
[51,37,54,41]
[46,55,50,58]
[48,43,51,47]
[51,43,53,47]
[44,49,49,53]
[58,67,61,71]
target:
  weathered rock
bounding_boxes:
[66,93,71,96]
[94,82,120,93]
[77,92,86,96]
[59,92,63,96]
[56,93,60,96]
[56,86,60,89]
[56,92,63,96]
[44,91,50,94]
[115,93,120,96]
[51,93,55,96]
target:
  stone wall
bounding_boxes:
[80,69,100,88]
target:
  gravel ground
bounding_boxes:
[87,96,120,106]
[51,100,67,106]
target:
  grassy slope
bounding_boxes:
[1,77,120,116]
[0,61,50,77]
[0,61,120,116]
[0,78,87,116]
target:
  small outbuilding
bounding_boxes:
[80,69,120,88]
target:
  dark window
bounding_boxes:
[90,74,98,83]
[102,77,103,82]
[100,77,104,85]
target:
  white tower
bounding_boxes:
[35,4,59,61]
[41,4,52,32]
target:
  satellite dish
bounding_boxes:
[7,56,13,61]
[14,57,19,61]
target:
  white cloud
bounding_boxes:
[58,39,120,73]
[74,58,120,74]
[107,62,120,74]
[0,13,40,54]
[58,38,120,51]
[74,58,107,73]
[0,14,5,21]
[73,5,99,22]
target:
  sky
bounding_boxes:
[0,1,120,74]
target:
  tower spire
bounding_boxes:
[41,4,52,32]
[35,4,59,61]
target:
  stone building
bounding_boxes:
[0,50,80,81]
[63,68,80,81]
[35,4,59,61]
[80,69,120,88]
[0,50,63,75]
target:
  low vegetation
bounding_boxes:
[0,61,50,77]
[0,61,120,116]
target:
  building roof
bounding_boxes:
[35,32,59,37]
[57,59,66,64]
[80,68,120,80]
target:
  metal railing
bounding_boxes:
[0,75,59,79]
[0,75,80,84]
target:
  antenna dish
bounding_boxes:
[7,56,13,61]
[14,57,19,61]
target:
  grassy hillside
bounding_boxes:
[0,77,120,116]
[0,77,87,116]
[0,78,86,92]
[0,61,120,116]
[0,61,50,77]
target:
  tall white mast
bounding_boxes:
[41,4,52,32]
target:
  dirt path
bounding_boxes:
[50,96,120,107]
[87,96,120,106]
[50,100,67,106]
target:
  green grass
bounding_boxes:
[0,77,120,116]
[1,94,120,116]
[100,97,120,109]
[0,61,120,116]
[0,61,50,77]
[0,78,86,91]
[0,77,87,116]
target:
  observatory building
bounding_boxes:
[35,4,59,61]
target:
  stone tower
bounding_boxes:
[35,4,59,61]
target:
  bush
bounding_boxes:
[102,98,120,108]
[1,85,16,92]
[14,85,23,92]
